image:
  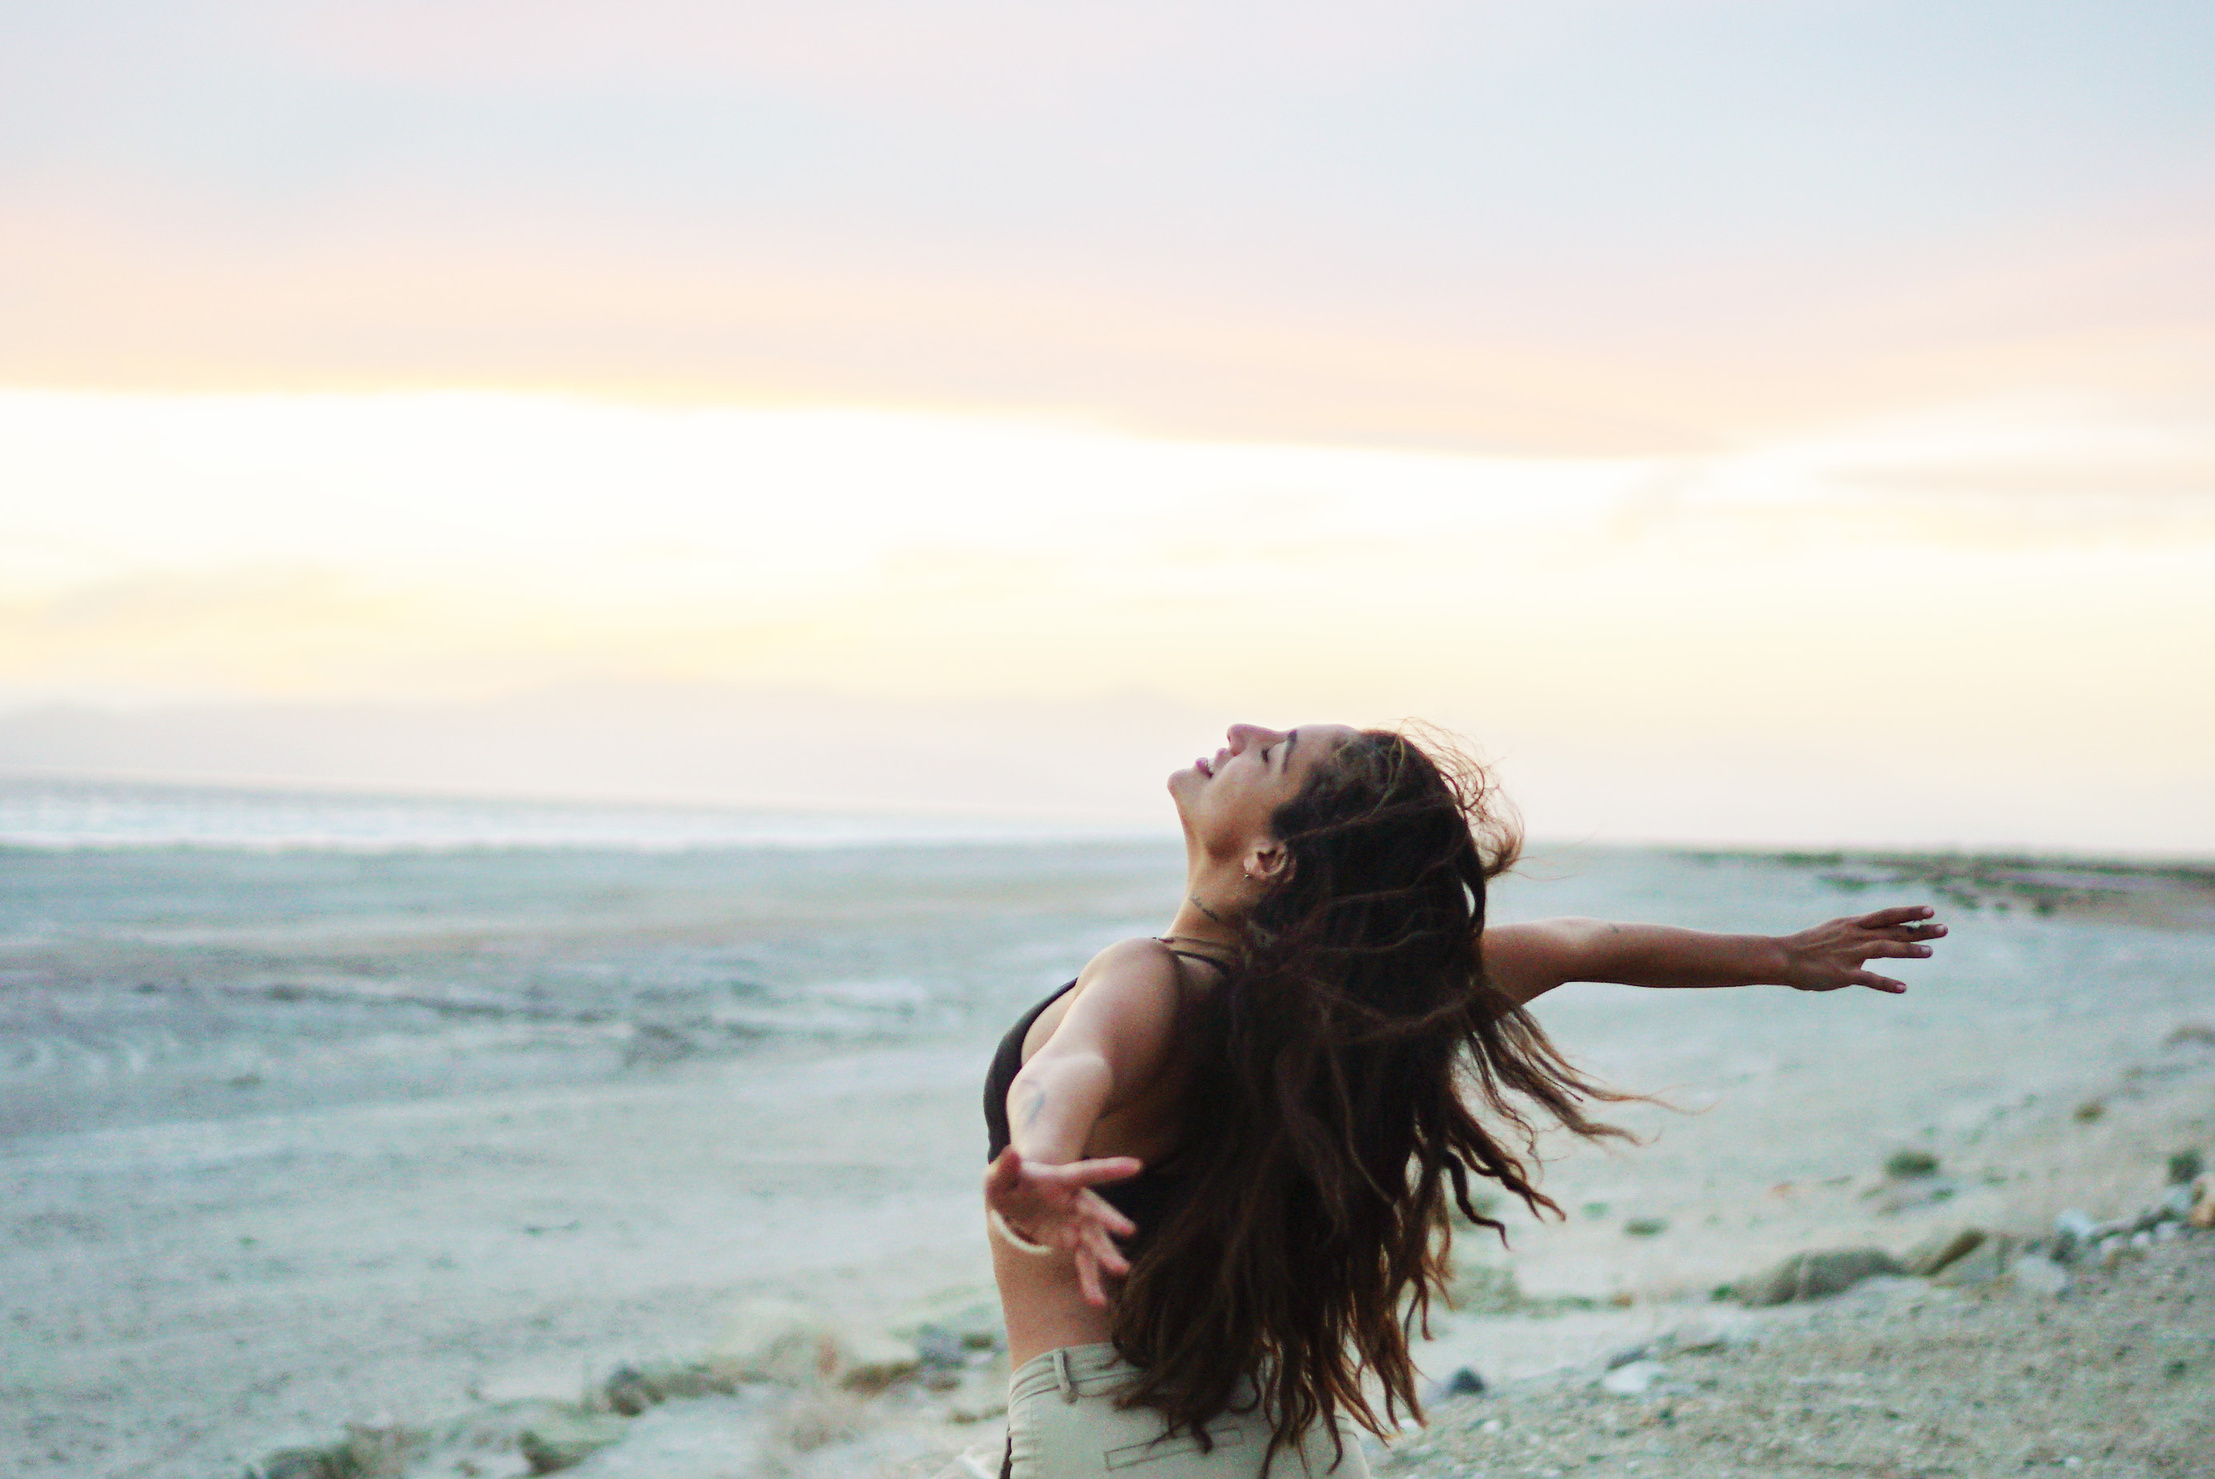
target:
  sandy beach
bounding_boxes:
[3,811,2211,1479]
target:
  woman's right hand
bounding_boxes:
[983,1146,1142,1307]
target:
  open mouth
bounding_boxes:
[1195,756,1214,778]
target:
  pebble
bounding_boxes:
[517,1410,631,1474]
[2052,1210,2100,1264]
[1599,1361,1670,1397]
[1883,1149,1941,1179]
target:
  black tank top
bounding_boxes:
[981,950,1224,1259]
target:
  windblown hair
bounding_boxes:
[1110,727,1630,1464]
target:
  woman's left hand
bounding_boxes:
[983,1146,1142,1307]
[1777,904,1947,994]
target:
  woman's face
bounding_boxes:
[1168,722,1356,857]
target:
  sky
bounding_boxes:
[1,1,2210,850]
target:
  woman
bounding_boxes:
[982,723,1943,1476]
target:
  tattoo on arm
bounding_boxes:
[1017,1086,1045,1127]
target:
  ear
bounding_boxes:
[1244,839,1293,887]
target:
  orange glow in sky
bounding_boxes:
[1,2,2210,849]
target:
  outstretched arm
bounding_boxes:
[983,941,1181,1304]
[1484,904,1945,1007]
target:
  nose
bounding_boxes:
[1225,723,1286,754]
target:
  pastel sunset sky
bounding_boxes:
[2,1,2210,848]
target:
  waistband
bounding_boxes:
[1008,1343,1140,1405]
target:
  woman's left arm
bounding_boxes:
[1484,904,1946,1006]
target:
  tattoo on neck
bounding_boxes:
[1188,894,1227,926]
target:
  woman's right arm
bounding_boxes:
[983,940,1183,1303]
[1483,905,1945,1006]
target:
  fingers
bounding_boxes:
[1075,1250,1108,1307]
[982,1147,1022,1196]
[1856,904,1937,929]
[1869,923,1946,943]
[1060,1156,1144,1190]
[1075,1219,1134,1306]
[1082,1220,1132,1278]
[1850,970,1907,994]
[1075,1188,1138,1240]
[1865,940,1936,960]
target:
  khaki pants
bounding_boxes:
[1004,1344,1372,1478]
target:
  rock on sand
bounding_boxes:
[1738,1248,1904,1306]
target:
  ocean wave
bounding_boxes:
[0,773,1149,853]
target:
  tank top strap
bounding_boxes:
[1152,939,1234,977]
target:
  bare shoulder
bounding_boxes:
[1482,917,1610,1005]
[1073,936,1188,1009]
[1051,938,1189,1055]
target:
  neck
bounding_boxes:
[1164,855,1249,947]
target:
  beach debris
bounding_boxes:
[2051,1211,2103,1264]
[1599,1360,1670,1397]
[703,1299,921,1392]
[2073,1099,2105,1123]
[2043,1175,2215,1266]
[1866,1153,1957,1213]
[887,1286,1006,1356]
[1441,1366,1488,1397]
[914,1328,969,1374]
[1883,1149,1941,1179]
[837,1326,924,1393]
[1623,1217,1669,1237]
[1739,1248,1904,1306]
[253,1424,417,1479]
[2164,1022,2215,1048]
[1902,1226,1987,1278]
[1931,1234,2020,1287]
[517,1410,631,1474]
[709,1300,842,1386]
[1419,1364,1489,1405]
[2167,1150,2204,1185]
[602,1363,656,1416]
[598,1357,733,1415]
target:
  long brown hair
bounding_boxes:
[1111,727,1629,1463]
